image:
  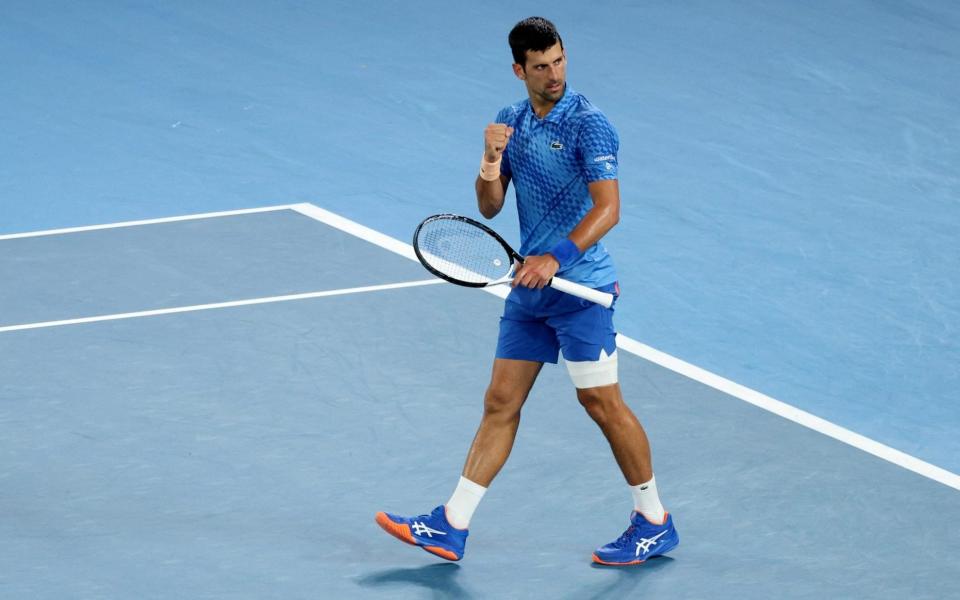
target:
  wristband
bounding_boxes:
[549,238,582,268]
[479,155,502,181]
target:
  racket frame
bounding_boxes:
[412,214,517,288]
[413,213,615,308]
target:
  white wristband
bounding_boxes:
[479,155,502,181]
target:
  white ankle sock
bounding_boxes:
[630,476,666,524]
[445,476,487,529]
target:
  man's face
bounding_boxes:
[514,42,566,104]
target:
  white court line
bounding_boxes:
[0,204,298,240]
[3,203,957,491]
[0,279,444,333]
[615,337,960,491]
[291,202,960,492]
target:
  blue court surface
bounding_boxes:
[2,206,958,599]
[2,1,959,599]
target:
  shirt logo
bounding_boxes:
[550,141,563,150]
[593,154,615,162]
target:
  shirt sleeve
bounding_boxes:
[577,111,619,182]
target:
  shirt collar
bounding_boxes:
[528,85,576,125]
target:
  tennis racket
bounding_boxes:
[412,214,614,308]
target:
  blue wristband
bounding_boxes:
[549,238,582,268]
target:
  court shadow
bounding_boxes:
[568,556,676,599]
[355,562,472,599]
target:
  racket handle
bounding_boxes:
[549,277,615,308]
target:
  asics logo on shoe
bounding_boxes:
[411,521,446,538]
[635,530,669,556]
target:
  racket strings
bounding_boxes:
[417,219,512,284]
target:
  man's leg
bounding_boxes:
[462,358,543,487]
[575,382,653,486]
[374,358,542,560]
[442,358,542,530]
[556,289,680,564]
[552,287,668,525]
[576,380,679,565]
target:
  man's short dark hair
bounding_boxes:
[508,17,563,67]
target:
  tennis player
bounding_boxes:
[376,16,679,566]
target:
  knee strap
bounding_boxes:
[565,349,618,389]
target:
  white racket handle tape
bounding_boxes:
[486,276,614,308]
[549,277,614,308]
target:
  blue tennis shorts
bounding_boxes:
[495,282,619,364]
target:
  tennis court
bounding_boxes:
[2,1,958,598]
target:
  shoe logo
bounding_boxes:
[635,530,669,556]
[411,521,446,538]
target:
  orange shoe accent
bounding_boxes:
[424,546,460,561]
[375,512,416,545]
[591,553,645,566]
[375,513,462,561]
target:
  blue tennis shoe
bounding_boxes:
[592,511,679,565]
[375,505,468,561]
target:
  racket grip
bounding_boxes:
[549,277,615,308]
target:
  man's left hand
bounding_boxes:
[512,254,560,289]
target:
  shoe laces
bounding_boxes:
[614,525,636,547]
[423,506,445,522]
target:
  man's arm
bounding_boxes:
[567,179,621,249]
[512,179,620,288]
[476,123,513,218]
[476,173,511,219]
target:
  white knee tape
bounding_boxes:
[564,349,618,389]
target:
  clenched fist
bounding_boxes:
[484,124,514,162]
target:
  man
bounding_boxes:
[376,16,679,566]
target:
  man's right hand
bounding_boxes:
[484,124,514,162]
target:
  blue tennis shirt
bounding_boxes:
[496,85,619,289]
